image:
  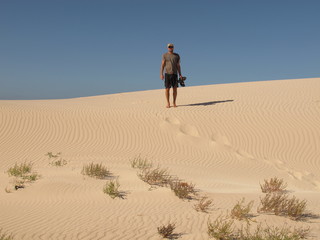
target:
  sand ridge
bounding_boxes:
[0,78,320,239]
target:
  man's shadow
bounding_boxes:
[180,99,234,107]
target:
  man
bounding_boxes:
[160,43,183,108]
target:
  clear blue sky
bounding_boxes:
[1,0,319,100]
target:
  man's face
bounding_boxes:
[168,46,174,52]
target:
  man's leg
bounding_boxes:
[173,87,177,107]
[165,88,170,108]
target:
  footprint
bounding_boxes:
[179,124,199,137]
[164,117,180,125]
[236,149,254,160]
[288,170,303,181]
[265,159,320,190]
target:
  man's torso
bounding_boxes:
[162,52,180,75]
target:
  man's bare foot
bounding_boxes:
[166,104,170,108]
[173,104,177,108]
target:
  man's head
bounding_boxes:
[167,43,174,52]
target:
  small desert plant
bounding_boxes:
[50,158,67,166]
[81,162,110,179]
[7,162,33,177]
[237,223,310,240]
[22,173,39,181]
[194,196,214,213]
[45,152,67,166]
[260,177,287,193]
[138,166,171,187]
[130,155,153,170]
[103,179,121,199]
[157,222,176,239]
[231,198,254,222]
[262,225,310,240]
[0,229,14,240]
[169,180,196,199]
[7,162,39,190]
[207,214,236,240]
[45,152,61,159]
[258,193,307,220]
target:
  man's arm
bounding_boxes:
[160,59,165,80]
[177,61,182,78]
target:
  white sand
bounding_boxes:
[0,78,319,239]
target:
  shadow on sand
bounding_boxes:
[180,99,234,107]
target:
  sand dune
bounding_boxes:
[0,78,319,239]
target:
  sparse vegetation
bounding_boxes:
[208,214,310,239]
[103,179,122,199]
[194,196,214,213]
[7,162,40,190]
[137,166,171,187]
[237,223,310,240]
[260,177,287,193]
[258,193,307,220]
[45,152,67,166]
[130,155,153,170]
[45,152,61,159]
[231,198,254,222]
[0,229,14,240]
[81,162,111,179]
[157,222,176,239]
[207,214,236,240]
[7,162,33,177]
[169,180,196,199]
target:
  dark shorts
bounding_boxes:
[164,74,178,89]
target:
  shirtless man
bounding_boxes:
[160,43,183,108]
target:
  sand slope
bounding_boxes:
[0,78,319,239]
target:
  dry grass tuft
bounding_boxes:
[207,215,310,239]
[81,162,111,179]
[0,229,14,240]
[103,179,122,199]
[194,196,214,213]
[207,214,236,239]
[237,223,310,240]
[137,166,171,187]
[231,198,254,222]
[7,162,40,190]
[45,152,67,166]
[258,193,307,220]
[130,155,153,170]
[169,180,196,199]
[157,222,176,239]
[260,177,287,193]
[7,162,33,177]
